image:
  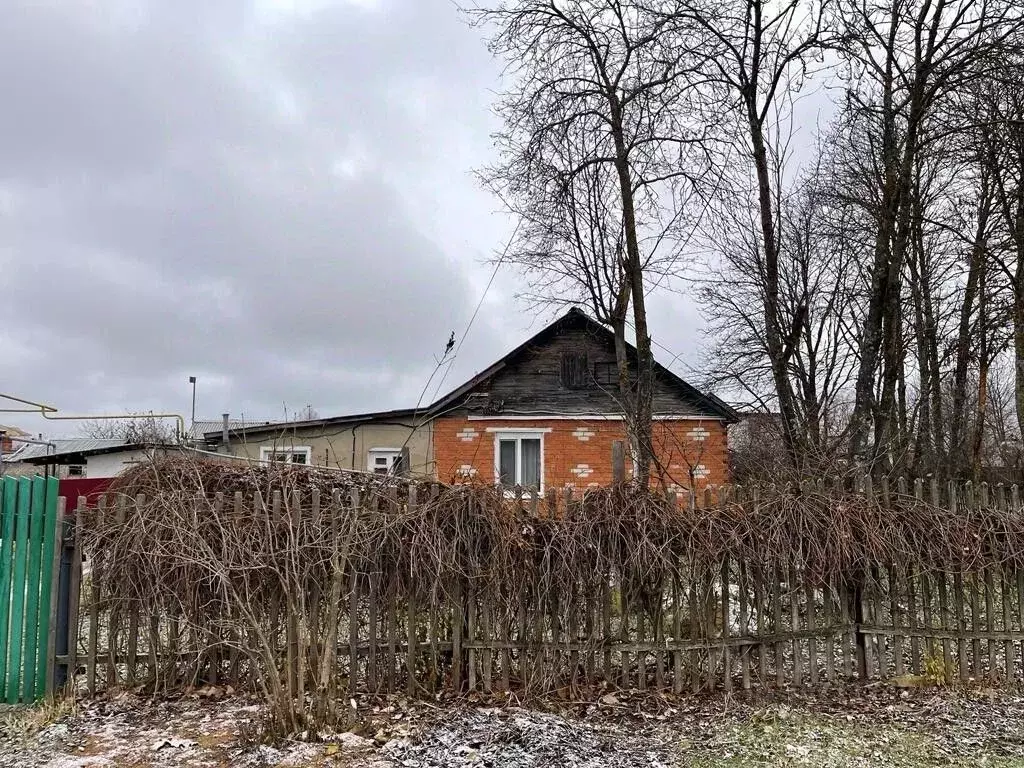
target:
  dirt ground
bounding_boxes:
[2,685,1024,767]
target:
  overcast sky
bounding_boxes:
[0,0,734,438]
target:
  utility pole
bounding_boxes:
[188,376,197,437]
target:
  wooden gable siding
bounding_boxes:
[454,324,709,417]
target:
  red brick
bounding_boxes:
[433,417,728,491]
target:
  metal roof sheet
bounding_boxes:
[3,438,132,462]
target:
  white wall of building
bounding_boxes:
[84,449,156,478]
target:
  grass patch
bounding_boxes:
[0,697,77,745]
[676,704,1023,767]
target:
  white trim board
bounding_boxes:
[468,414,715,421]
[259,445,313,464]
[484,427,554,433]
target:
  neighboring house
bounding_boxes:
[189,418,276,443]
[4,439,171,479]
[0,426,39,477]
[205,308,737,491]
[198,408,433,476]
[0,425,30,454]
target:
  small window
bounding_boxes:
[593,361,618,386]
[560,350,591,389]
[493,432,544,491]
[368,449,402,475]
[67,464,85,477]
[260,447,313,465]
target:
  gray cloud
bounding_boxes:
[0,0,513,432]
[0,0,715,439]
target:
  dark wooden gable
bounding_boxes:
[440,310,731,419]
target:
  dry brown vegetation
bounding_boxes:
[77,456,1024,736]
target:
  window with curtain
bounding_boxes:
[494,432,543,490]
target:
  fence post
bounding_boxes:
[44,496,66,700]
[611,441,625,485]
[849,475,868,679]
[59,497,85,696]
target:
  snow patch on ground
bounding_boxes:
[3,686,1024,767]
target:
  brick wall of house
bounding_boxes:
[432,417,729,492]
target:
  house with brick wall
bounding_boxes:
[203,308,738,492]
[428,307,738,493]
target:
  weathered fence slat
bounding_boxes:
[971,574,982,678]
[907,568,921,675]
[806,576,817,686]
[1017,569,1024,685]
[86,492,105,697]
[954,571,968,682]
[43,496,65,700]
[754,567,768,685]
[985,570,997,680]
[738,561,751,690]
[367,570,379,693]
[348,567,360,697]
[773,564,784,688]
[722,557,732,692]
[823,579,835,682]
[937,571,952,682]
[482,590,493,693]
[689,579,700,693]
[467,582,477,692]
[1002,572,1014,683]
[64,497,85,695]
[921,570,935,671]
[839,578,852,679]
[890,566,903,679]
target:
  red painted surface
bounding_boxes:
[58,477,113,510]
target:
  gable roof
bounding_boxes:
[202,308,738,443]
[426,307,739,422]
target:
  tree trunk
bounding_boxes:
[609,104,654,487]
[949,192,988,476]
[972,256,991,483]
[746,88,802,472]
[1015,285,1024,448]
[610,292,637,477]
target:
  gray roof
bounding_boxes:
[190,419,275,439]
[3,438,134,462]
[201,408,421,441]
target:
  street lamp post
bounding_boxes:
[188,376,197,435]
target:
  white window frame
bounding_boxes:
[491,429,548,493]
[259,446,313,465]
[367,447,403,474]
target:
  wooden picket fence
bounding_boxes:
[49,477,1024,699]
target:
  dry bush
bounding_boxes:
[81,455,1024,732]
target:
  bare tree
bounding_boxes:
[660,0,835,470]
[79,413,181,444]
[474,0,713,484]
[837,0,1024,469]
[699,154,860,477]
[978,62,1024,459]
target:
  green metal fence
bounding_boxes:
[0,476,61,703]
